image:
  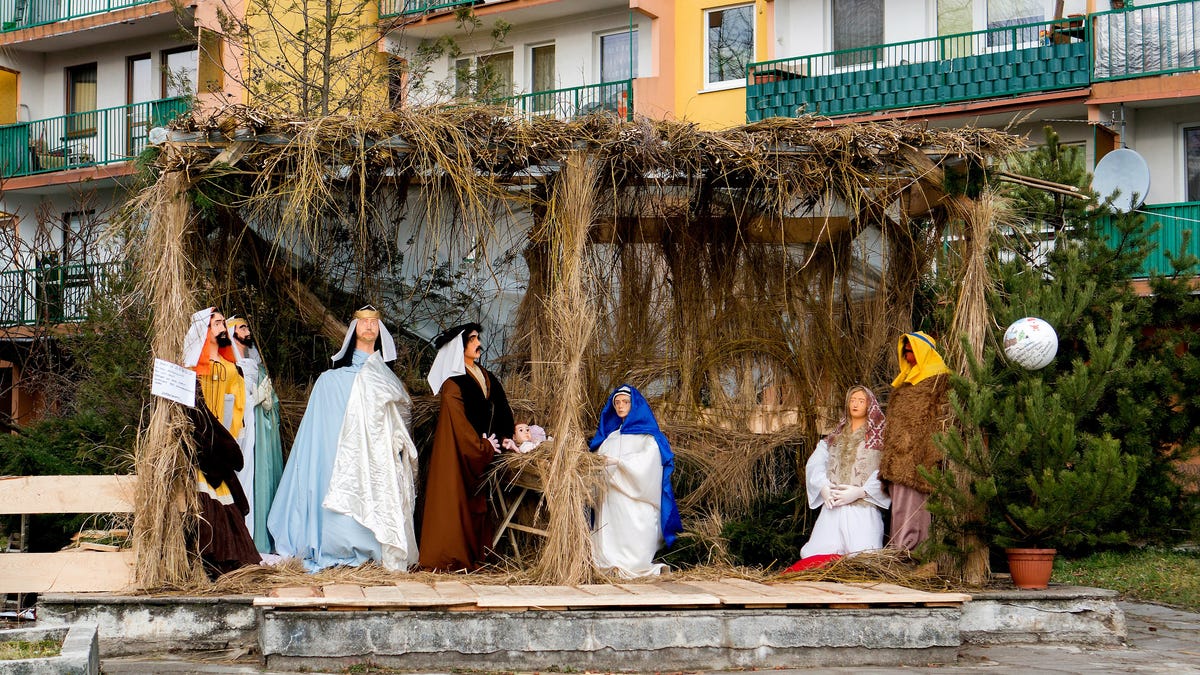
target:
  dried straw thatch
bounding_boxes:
[128,105,1019,589]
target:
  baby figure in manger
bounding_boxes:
[509,422,551,453]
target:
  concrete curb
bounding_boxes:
[0,623,99,675]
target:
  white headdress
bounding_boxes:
[182,307,215,367]
[426,325,474,395]
[331,306,397,363]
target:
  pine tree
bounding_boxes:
[928,128,1200,580]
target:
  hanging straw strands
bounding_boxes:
[126,105,1021,588]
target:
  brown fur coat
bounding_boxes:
[879,374,950,493]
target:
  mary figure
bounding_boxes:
[588,385,683,578]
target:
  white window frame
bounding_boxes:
[703,3,756,90]
[527,41,556,94]
[597,27,639,83]
[453,49,515,99]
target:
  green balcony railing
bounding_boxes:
[501,79,633,121]
[1100,201,1200,277]
[747,17,1091,121]
[379,0,474,19]
[0,260,122,327]
[0,97,188,178]
[0,0,161,33]
[1093,0,1200,81]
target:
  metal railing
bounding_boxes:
[0,97,188,178]
[0,260,122,327]
[747,17,1091,120]
[0,0,162,33]
[1100,201,1200,277]
[379,0,474,19]
[501,79,633,121]
[1093,0,1200,81]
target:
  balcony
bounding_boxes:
[0,0,161,33]
[1093,0,1200,81]
[1101,201,1200,278]
[0,97,188,179]
[501,79,633,121]
[748,17,1090,121]
[379,0,475,19]
[0,260,121,327]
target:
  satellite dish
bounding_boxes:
[1091,148,1150,212]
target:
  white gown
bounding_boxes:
[800,438,890,558]
[592,429,666,578]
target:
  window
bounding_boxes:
[1186,127,1200,202]
[529,44,556,113]
[388,56,406,109]
[600,30,637,82]
[987,0,1043,48]
[832,0,884,67]
[454,51,514,100]
[65,64,97,139]
[161,47,197,98]
[705,4,754,87]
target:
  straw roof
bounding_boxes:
[128,105,1019,588]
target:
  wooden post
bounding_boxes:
[132,166,204,589]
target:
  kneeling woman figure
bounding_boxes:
[589,385,683,577]
[799,386,890,561]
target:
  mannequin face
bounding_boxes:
[463,330,483,364]
[234,324,253,346]
[902,339,917,366]
[210,312,230,348]
[355,317,379,351]
[513,424,531,444]
[613,393,632,419]
[848,390,869,420]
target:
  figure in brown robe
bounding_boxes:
[419,322,514,571]
[182,307,260,577]
[879,331,952,552]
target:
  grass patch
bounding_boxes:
[1054,548,1200,611]
[0,638,62,659]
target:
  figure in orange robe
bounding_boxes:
[419,322,514,571]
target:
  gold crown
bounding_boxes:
[353,306,382,320]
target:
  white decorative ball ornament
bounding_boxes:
[1003,317,1058,370]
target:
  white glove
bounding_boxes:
[819,484,835,509]
[257,376,276,412]
[484,434,501,454]
[830,484,867,507]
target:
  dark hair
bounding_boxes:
[432,322,483,349]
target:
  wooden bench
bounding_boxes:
[0,475,138,593]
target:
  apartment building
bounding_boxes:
[745,0,1200,278]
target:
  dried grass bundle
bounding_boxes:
[778,549,954,592]
[130,170,205,589]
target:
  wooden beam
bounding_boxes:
[0,475,136,515]
[590,216,852,244]
[0,551,136,593]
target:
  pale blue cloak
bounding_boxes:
[267,350,381,570]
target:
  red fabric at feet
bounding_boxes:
[784,553,842,573]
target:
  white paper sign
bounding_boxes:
[151,358,197,407]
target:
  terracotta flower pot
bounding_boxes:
[1005,547,1056,589]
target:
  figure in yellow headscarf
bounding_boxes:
[880,332,952,552]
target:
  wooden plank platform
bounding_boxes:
[253,578,970,611]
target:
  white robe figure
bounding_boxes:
[800,434,891,558]
[592,429,667,578]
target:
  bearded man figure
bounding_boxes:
[226,317,284,553]
[182,307,260,576]
[267,307,419,571]
[419,322,514,572]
